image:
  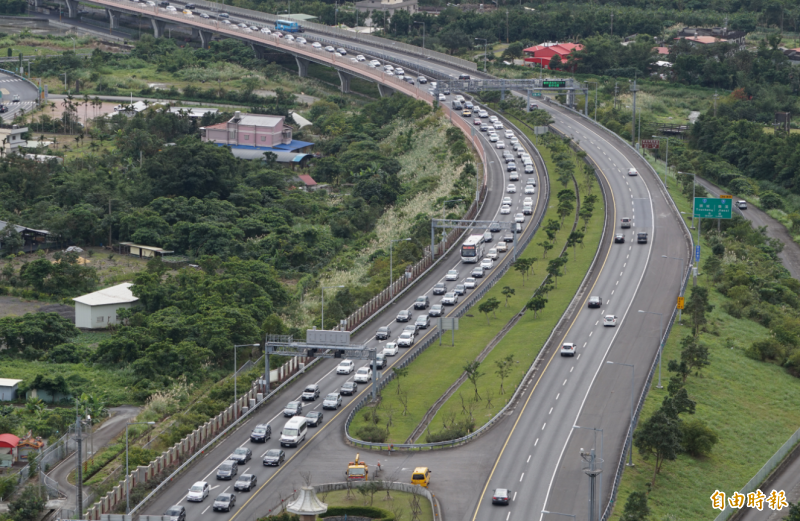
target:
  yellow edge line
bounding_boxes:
[469,151,616,521]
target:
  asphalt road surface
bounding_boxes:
[0,71,39,122]
[696,176,800,280]
[141,97,549,521]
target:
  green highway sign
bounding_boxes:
[693,197,732,219]
[531,91,542,97]
[542,80,566,88]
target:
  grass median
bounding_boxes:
[347,129,605,444]
[609,157,800,520]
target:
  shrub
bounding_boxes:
[356,424,387,443]
[681,418,719,457]
[323,506,393,519]
[424,419,474,443]
[746,337,785,362]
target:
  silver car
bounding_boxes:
[442,292,458,305]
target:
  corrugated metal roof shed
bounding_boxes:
[73,283,138,307]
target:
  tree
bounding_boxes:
[558,198,575,223]
[478,297,501,325]
[685,286,713,337]
[513,258,534,286]
[393,366,409,395]
[567,231,584,257]
[549,54,563,70]
[620,491,650,521]
[8,485,45,521]
[439,27,471,55]
[538,240,553,259]
[463,361,484,401]
[759,190,783,210]
[526,294,547,318]
[501,42,524,60]
[494,354,514,395]
[634,408,683,486]
[679,335,710,379]
[681,419,719,457]
[547,257,566,287]
[661,387,696,419]
[501,286,515,306]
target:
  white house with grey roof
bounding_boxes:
[73,283,138,329]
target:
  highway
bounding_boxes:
[0,71,38,122]
[57,2,692,518]
[139,82,550,521]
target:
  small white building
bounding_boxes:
[0,125,28,152]
[0,378,23,401]
[73,283,138,329]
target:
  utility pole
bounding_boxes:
[613,82,618,110]
[630,76,639,149]
[74,405,83,519]
[713,90,718,117]
[506,9,509,43]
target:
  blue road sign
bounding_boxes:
[695,245,701,262]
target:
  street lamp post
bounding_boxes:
[573,425,604,521]
[662,255,686,323]
[475,38,487,73]
[414,21,425,50]
[321,285,345,329]
[678,171,696,229]
[390,238,411,296]
[586,81,598,120]
[639,309,664,388]
[126,421,155,513]
[606,361,635,466]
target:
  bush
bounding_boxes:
[424,419,474,443]
[356,424,387,443]
[746,337,785,361]
[323,506,393,519]
[681,418,719,457]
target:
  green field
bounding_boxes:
[609,157,800,520]
[348,126,605,443]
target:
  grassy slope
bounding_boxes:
[348,129,604,443]
[609,158,800,520]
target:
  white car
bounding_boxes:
[524,185,536,195]
[446,269,459,281]
[628,168,638,176]
[354,367,373,383]
[145,0,155,5]
[464,277,477,289]
[455,94,464,102]
[504,130,514,139]
[500,204,511,215]
[260,27,271,34]
[395,68,405,75]
[507,184,516,193]
[487,248,498,260]
[525,164,535,174]
[243,27,252,32]
[481,257,494,270]
[296,37,307,44]
[515,213,525,223]
[336,360,355,374]
[493,122,504,130]
[489,115,498,122]
[502,196,513,206]
[496,142,506,149]
[397,332,415,347]
[325,45,335,52]
[520,152,531,161]
[560,343,576,357]
[187,481,210,502]
[523,197,533,205]
[384,64,394,71]
[312,42,322,48]
[479,110,489,118]
[439,94,446,102]
[509,137,519,145]
[489,134,499,142]
[222,19,231,24]
[603,315,618,327]
[370,59,381,66]
[383,343,399,356]
[441,292,458,305]
[166,5,177,10]
[496,242,507,252]
[356,54,366,61]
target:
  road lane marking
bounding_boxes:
[527,455,531,463]
[577,354,581,359]
[534,438,539,446]
[549,407,553,414]
[520,473,525,482]
[202,506,211,514]
[542,422,547,430]
[570,367,574,373]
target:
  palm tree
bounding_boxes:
[83,93,90,127]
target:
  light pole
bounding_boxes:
[126,421,155,513]
[321,285,344,329]
[573,425,603,521]
[475,38,487,72]
[587,81,598,120]
[390,238,411,296]
[414,21,425,50]
[639,309,664,388]
[606,361,635,466]
[662,255,686,323]
[541,512,576,519]
[652,135,670,187]
[678,171,697,229]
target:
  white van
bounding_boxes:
[280,416,308,447]
[737,200,747,210]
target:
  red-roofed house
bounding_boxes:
[297,174,318,191]
[654,46,670,55]
[523,42,584,70]
[0,433,20,467]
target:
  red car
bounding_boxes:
[473,118,481,125]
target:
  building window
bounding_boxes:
[244,135,250,141]
[261,136,266,142]
[97,316,104,323]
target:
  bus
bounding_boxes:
[461,234,485,263]
[275,19,303,33]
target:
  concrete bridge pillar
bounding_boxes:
[106,8,120,29]
[64,0,80,18]
[377,83,394,97]
[566,89,575,109]
[250,43,268,59]
[150,18,167,38]
[337,70,352,94]
[295,56,309,78]
[193,28,213,48]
